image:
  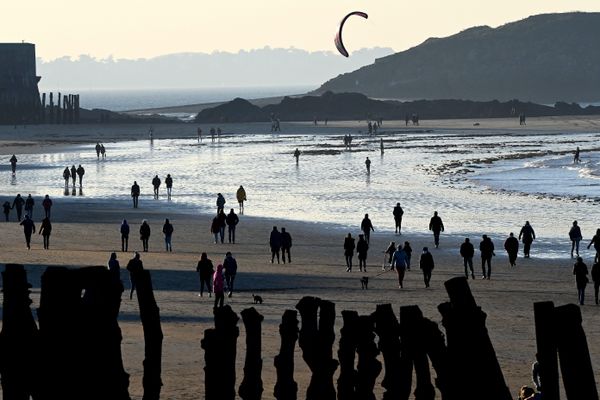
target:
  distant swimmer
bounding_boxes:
[165,174,173,199]
[294,148,301,164]
[131,181,140,208]
[152,175,161,199]
[365,157,371,173]
[76,165,85,187]
[428,211,445,248]
[574,146,581,164]
[236,185,246,214]
[519,221,536,258]
[9,154,17,174]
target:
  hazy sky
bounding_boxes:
[3,1,600,60]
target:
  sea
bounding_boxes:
[2,125,599,259]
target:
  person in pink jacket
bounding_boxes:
[212,264,225,309]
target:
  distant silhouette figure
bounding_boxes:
[356,234,369,272]
[592,261,600,305]
[2,201,11,221]
[210,216,220,244]
[131,181,140,208]
[95,143,101,158]
[152,175,161,199]
[573,257,588,305]
[460,238,475,279]
[76,165,85,187]
[281,227,292,263]
[574,146,581,164]
[420,247,434,287]
[223,251,237,297]
[120,219,130,252]
[403,241,413,270]
[270,226,282,264]
[294,148,301,164]
[12,194,24,221]
[165,174,173,199]
[226,209,239,244]
[343,233,355,272]
[360,213,374,244]
[393,202,404,234]
[100,144,106,158]
[391,245,408,288]
[428,211,445,248]
[569,220,583,258]
[380,138,384,155]
[20,215,35,249]
[63,167,70,186]
[480,234,495,279]
[70,165,77,186]
[587,228,600,263]
[196,252,214,297]
[217,209,226,243]
[162,218,174,252]
[197,127,202,143]
[384,241,396,268]
[140,220,151,252]
[519,221,536,258]
[236,185,246,214]
[9,154,17,174]
[365,157,371,173]
[213,264,225,308]
[108,252,121,284]
[504,232,519,267]
[24,194,34,218]
[39,216,52,249]
[127,252,144,299]
[42,195,52,218]
[216,193,226,214]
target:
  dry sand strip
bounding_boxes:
[1,199,599,399]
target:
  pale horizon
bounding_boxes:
[3,1,600,60]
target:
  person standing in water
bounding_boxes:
[131,181,140,208]
[76,165,85,187]
[344,233,355,272]
[420,247,435,288]
[504,232,519,267]
[519,221,536,258]
[197,127,202,143]
[70,165,77,186]
[393,203,404,235]
[365,157,371,173]
[152,175,161,199]
[361,213,374,244]
[95,143,101,158]
[428,211,445,248]
[236,185,246,214]
[165,174,173,199]
[63,167,70,186]
[574,146,581,164]
[569,220,583,258]
[9,154,17,175]
[380,138,384,155]
[39,216,52,250]
[293,148,301,164]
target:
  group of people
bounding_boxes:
[62,165,85,187]
[195,251,238,308]
[94,142,107,159]
[119,218,174,253]
[269,226,293,264]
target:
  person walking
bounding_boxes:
[216,193,226,214]
[70,165,77,186]
[569,220,583,258]
[480,234,495,280]
[139,220,151,252]
[344,233,355,272]
[76,165,85,187]
[2,201,11,222]
[100,144,106,159]
[460,238,475,279]
[391,244,409,288]
[504,232,519,267]
[196,252,214,297]
[162,218,174,252]
[420,247,435,288]
[24,194,34,218]
[107,252,121,285]
[236,185,246,214]
[95,143,101,159]
[587,229,600,263]
[293,148,301,164]
[226,208,239,244]
[403,241,413,270]
[131,181,140,208]
[281,228,292,263]
[574,146,581,164]
[12,194,24,221]
[361,213,374,244]
[270,226,282,263]
[20,215,35,249]
[152,175,161,199]
[356,234,369,272]
[217,209,226,244]
[42,195,52,218]
[384,241,396,270]
[573,257,589,305]
[120,219,130,252]
[223,251,238,297]
[429,211,445,248]
[126,252,144,300]
[213,264,225,308]
[393,202,404,235]
[39,216,52,250]
[519,221,536,258]
[592,261,600,305]
[63,167,70,186]
[9,154,17,174]
[210,216,220,244]
[365,157,371,173]
[165,174,173,199]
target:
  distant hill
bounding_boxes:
[315,13,600,103]
[37,47,394,90]
[194,91,600,123]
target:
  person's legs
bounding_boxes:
[213,232,218,244]
[345,255,352,271]
[25,233,31,249]
[486,258,491,279]
[364,231,370,244]
[524,242,531,257]
[434,232,440,247]
[283,247,291,263]
[130,279,136,300]
[228,275,235,297]
[43,235,49,249]
[575,239,580,256]
[219,227,225,243]
[481,258,487,278]
[463,258,469,278]
[397,269,405,288]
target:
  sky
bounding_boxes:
[2,1,600,60]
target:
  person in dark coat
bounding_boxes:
[9,154,17,174]
[225,208,239,244]
[42,195,53,218]
[344,233,355,272]
[592,261,600,305]
[2,201,11,222]
[269,226,282,263]
[162,218,174,252]
[480,234,495,280]
[131,181,140,208]
[139,220,151,252]
[356,234,369,272]
[70,165,77,186]
[420,247,435,288]
[63,167,70,186]
[587,229,600,263]
[519,221,536,258]
[460,238,475,279]
[384,241,396,269]
[216,193,226,214]
[573,257,588,305]
[281,227,292,263]
[223,251,238,297]
[393,202,404,235]
[120,219,130,252]
[126,252,144,300]
[403,241,413,270]
[428,211,445,248]
[165,174,173,199]
[504,232,519,267]
[217,209,227,244]
[360,213,374,244]
[39,217,52,249]
[12,194,24,221]
[76,165,85,187]
[107,252,122,287]
[152,175,161,199]
[24,194,34,218]
[20,215,35,249]
[196,252,214,297]
[569,220,583,258]
[210,216,220,244]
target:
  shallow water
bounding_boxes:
[2,128,600,258]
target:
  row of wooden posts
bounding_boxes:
[39,92,80,124]
[0,264,597,400]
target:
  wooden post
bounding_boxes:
[355,315,381,400]
[337,310,359,399]
[373,304,402,400]
[273,310,299,400]
[56,92,61,124]
[239,307,264,400]
[49,92,54,124]
[41,93,46,123]
[533,301,560,400]
[400,306,435,400]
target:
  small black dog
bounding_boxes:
[252,294,263,304]
[360,276,369,290]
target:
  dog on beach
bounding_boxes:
[252,294,263,304]
[360,276,369,290]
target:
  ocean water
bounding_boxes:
[2,127,600,258]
